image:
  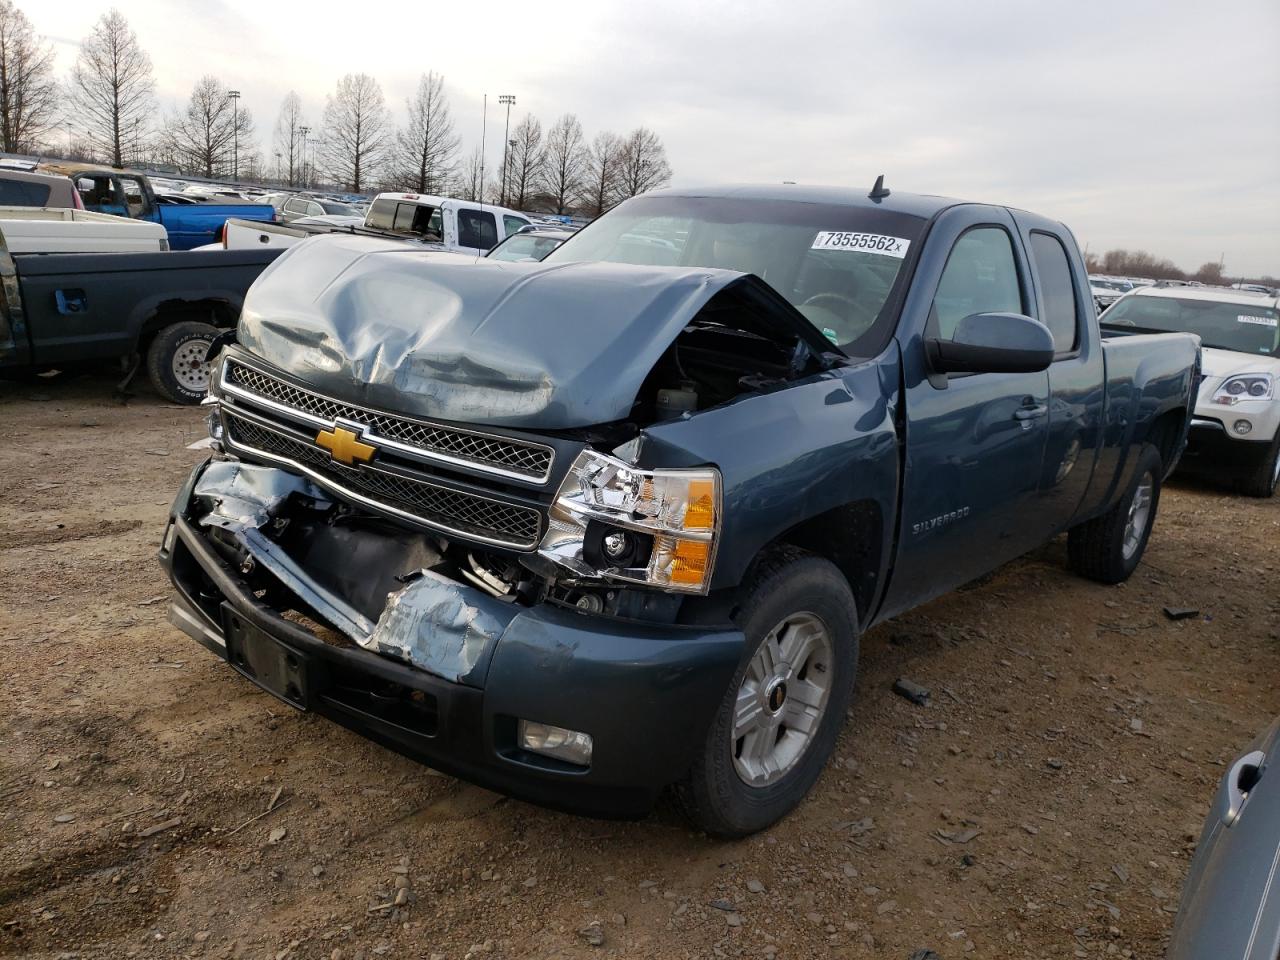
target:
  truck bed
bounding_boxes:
[1,248,283,369]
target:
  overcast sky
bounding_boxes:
[29,0,1280,276]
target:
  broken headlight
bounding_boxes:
[538,450,721,594]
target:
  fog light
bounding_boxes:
[518,719,593,767]
[1233,419,1253,435]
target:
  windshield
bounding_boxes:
[488,234,564,262]
[319,201,359,216]
[1103,296,1280,356]
[543,195,925,353]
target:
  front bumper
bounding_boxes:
[1179,416,1276,478]
[159,474,744,818]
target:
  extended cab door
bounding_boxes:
[1013,214,1105,535]
[880,207,1051,617]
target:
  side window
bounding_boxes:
[306,201,324,216]
[77,175,124,214]
[503,215,529,237]
[284,199,304,215]
[118,176,151,218]
[932,227,1023,340]
[1028,232,1080,353]
[457,209,498,250]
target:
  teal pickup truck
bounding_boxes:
[38,163,274,251]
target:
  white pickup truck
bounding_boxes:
[0,207,170,254]
[214,193,531,256]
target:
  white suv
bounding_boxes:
[1102,286,1280,496]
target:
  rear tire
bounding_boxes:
[677,549,858,837]
[1237,432,1280,498]
[146,321,219,404]
[1068,444,1163,584]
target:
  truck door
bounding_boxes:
[1015,216,1104,535]
[880,209,1051,616]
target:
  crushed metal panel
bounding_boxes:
[364,570,519,684]
[236,237,746,429]
[191,459,329,530]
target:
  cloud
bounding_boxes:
[30,0,1280,274]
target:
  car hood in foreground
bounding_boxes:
[237,235,831,429]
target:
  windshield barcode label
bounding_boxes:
[1238,314,1278,328]
[812,232,910,258]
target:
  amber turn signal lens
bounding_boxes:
[669,538,711,586]
[683,479,716,531]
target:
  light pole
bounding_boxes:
[299,126,310,189]
[228,89,241,180]
[274,151,282,185]
[498,94,515,205]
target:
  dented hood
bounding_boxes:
[238,234,796,429]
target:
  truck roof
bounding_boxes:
[38,161,149,178]
[646,182,963,219]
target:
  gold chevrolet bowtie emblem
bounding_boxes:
[315,425,376,466]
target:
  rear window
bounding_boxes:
[0,179,51,206]
[458,209,498,249]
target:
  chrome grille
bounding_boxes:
[224,359,553,481]
[223,412,543,549]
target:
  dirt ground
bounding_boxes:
[2,372,1277,960]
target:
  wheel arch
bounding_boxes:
[747,499,886,630]
[129,293,244,351]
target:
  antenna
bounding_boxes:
[868,174,890,201]
[476,94,487,262]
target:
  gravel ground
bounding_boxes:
[2,372,1278,960]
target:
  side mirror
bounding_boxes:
[926,312,1055,375]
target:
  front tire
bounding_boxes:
[1237,432,1280,498]
[146,321,219,404]
[1068,444,1163,584]
[678,550,858,837]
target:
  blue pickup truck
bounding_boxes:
[38,163,274,250]
[159,183,1200,836]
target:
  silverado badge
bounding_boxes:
[315,425,376,466]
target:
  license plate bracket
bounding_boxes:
[221,604,310,710]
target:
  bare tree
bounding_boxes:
[504,114,543,210]
[392,71,458,194]
[0,1,57,154]
[272,91,306,187]
[1193,261,1226,284]
[68,9,155,167]
[318,73,389,193]
[165,75,253,179]
[615,127,672,201]
[455,146,484,201]
[580,131,622,218]
[538,114,586,215]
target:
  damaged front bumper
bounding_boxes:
[159,458,744,818]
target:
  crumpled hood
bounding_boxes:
[237,235,751,429]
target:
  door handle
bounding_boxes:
[1223,749,1266,827]
[1013,403,1048,421]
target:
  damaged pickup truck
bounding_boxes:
[160,184,1200,836]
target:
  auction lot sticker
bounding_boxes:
[812,231,911,258]
[1238,314,1279,327]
